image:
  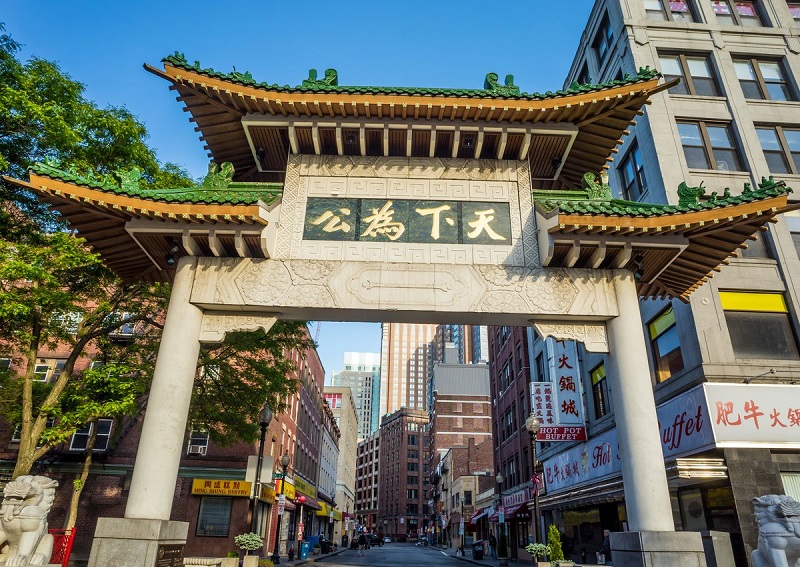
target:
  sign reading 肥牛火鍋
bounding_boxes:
[303,198,512,244]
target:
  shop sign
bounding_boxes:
[191,479,251,497]
[259,484,276,503]
[502,488,529,508]
[531,340,587,441]
[294,476,317,499]
[704,383,800,448]
[275,478,296,499]
[542,385,714,494]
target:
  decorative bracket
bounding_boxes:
[199,311,278,343]
[530,321,608,353]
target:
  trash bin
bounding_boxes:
[300,541,311,559]
[320,538,332,553]
[472,540,484,560]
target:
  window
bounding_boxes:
[464,490,473,505]
[593,15,614,64]
[577,63,591,85]
[789,2,800,25]
[720,292,799,360]
[196,496,233,537]
[70,418,114,452]
[0,358,10,373]
[33,359,66,383]
[678,121,743,171]
[712,0,763,26]
[534,353,546,381]
[407,475,418,485]
[660,54,720,96]
[407,462,418,472]
[619,142,648,201]
[645,0,697,21]
[648,307,685,382]
[758,126,800,174]
[187,428,209,456]
[734,58,794,101]
[591,364,612,419]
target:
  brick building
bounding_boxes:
[355,431,380,532]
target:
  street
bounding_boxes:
[315,543,464,567]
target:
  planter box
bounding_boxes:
[220,559,238,567]
[243,556,259,567]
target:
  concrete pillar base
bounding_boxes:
[87,518,189,567]
[610,531,716,567]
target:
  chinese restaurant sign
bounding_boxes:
[191,479,251,497]
[704,383,800,447]
[542,385,714,493]
[530,339,587,441]
[303,198,512,244]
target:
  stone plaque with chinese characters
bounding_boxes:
[303,198,512,244]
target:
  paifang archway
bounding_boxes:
[5,57,796,567]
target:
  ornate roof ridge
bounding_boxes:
[161,52,662,100]
[29,161,283,206]
[533,174,793,217]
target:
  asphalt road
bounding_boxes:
[315,543,461,566]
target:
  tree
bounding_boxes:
[547,524,565,561]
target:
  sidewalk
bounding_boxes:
[437,544,607,567]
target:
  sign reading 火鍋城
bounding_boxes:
[542,385,714,494]
[704,383,800,447]
[303,198,512,244]
[531,339,587,441]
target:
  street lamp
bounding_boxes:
[251,403,273,533]
[524,412,542,544]
[296,495,306,550]
[271,452,290,564]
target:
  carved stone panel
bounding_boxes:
[199,312,278,343]
[190,258,619,325]
[531,322,609,353]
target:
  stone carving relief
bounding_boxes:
[0,475,58,566]
[274,154,302,260]
[531,322,609,353]
[192,258,619,322]
[751,494,800,567]
[199,313,278,343]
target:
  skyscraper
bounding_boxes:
[379,323,437,415]
[331,352,381,438]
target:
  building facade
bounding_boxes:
[355,431,380,533]
[380,323,437,415]
[323,386,358,543]
[330,352,381,438]
[532,1,800,564]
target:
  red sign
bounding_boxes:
[297,522,304,541]
[537,426,587,441]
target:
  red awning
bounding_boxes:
[488,503,530,522]
[295,494,322,511]
[470,509,488,523]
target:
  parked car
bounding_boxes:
[383,536,392,543]
[367,534,384,546]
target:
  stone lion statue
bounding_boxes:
[0,475,58,566]
[752,494,800,567]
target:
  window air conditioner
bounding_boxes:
[187,444,207,456]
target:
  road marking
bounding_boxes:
[440,550,449,556]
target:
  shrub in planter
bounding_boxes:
[547,524,565,562]
[234,532,264,555]
[226,552,239,558]
[525,542,550,559]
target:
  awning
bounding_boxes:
[470,509,488,523]
[488,503,530,522]
[295,494,321,511]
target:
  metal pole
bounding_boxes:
[271,462,287,564]
[530,431,541,544]
[251,422,268,533]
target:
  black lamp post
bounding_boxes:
[250,403,273,533]
[271,452,290,564]
[524,412,541,544]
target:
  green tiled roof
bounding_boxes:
[534,174,792,217]
[162,52,662,101]
[30,161,283,206]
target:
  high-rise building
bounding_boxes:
[379,323,437,415]
[331,352,381,438]
[531,1,800,563]
[355,431,381,532]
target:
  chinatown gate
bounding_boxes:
[6,55,796,567]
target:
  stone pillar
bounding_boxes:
[88,256,201,567]
[605,272,673,532]
[126,255,204,520]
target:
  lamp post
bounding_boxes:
[296,495,306,551]
[524,412,541,544]
[495,473,506,565]
[251,403,273,534]
[271,452,290,564]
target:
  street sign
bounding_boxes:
[298,522,304,541]
[459,520,464,535]
[277,494,286,515]
[499,506,505,524]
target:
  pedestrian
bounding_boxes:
[358,532,367,556]
[597,528,611,564]
[488,531,497,559]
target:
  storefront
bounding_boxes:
[540,383,800,565]
[488,488,531,561]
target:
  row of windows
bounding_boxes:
[644,0,799,27]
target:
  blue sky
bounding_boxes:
[4,1,595,379]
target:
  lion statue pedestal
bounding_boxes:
[752,494,800,567]
[0,475,59,567]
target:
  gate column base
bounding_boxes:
[87,518,188,567]
[610,531,725,567]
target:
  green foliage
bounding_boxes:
[226,552,239,558]
[547,524,564,561]
[525,542,550,558]
[235,532,263,553]
[258,559,274,567]
[191,324,313,445]
[497,529,508,558]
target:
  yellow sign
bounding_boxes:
[191,479,251,497]
[275,478,296,499]
[316,502,330,517]
[259,484,276,503]
[294,477,317,499]
[333,509,342,521]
